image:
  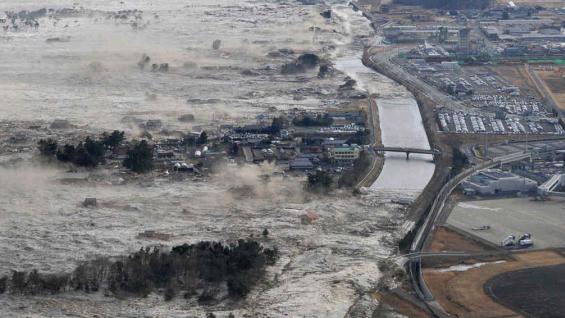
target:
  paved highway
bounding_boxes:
[406,148,557,317]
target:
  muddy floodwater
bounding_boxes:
[0,1,417,317]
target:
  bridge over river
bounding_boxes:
[373,146,441,160]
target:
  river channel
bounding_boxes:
[332,4,435,199]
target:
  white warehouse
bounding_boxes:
[461,169,537,195]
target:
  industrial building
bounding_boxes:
[480,19,565,44]
[461,169,537,195]
[383,25,460,43]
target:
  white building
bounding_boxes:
[329,146,361,164]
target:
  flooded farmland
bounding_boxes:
[0,1,423,317]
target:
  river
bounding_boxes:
[331,4,435,199]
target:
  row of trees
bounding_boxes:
[123,140,154,173]
[38,131,155,173]
[307,170,334,193]
[38,131,125,168]
[292,114,333,127]
[0,240,278,302]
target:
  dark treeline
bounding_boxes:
[307,170,334,193]
[393,0,492,9]
[346,129,370,145]
[0,240,278,302]
[234,116,288,135]
[292,114,333,127]
[38,131,155,173]
[123,140,154,173]
[38,130,125,168]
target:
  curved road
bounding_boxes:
[408,149,557,317]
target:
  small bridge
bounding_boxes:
[373,146,441,160]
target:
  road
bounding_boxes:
[526,64,564,118]
[407,147,560,317]
[356,96,384,188]
[367,49,464,111]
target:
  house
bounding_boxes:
[289,158,314,170]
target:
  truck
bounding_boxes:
[518,233,533,248]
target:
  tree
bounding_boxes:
[56,144,76,162]
[197,131,208,145]
[452,146,468,176]
[11,271,26,294]
[501,11,510,20]
[0,276,7,294]
[292,114,333,127]
[102,130,125,149]
[38,139,58,157]
[318,64,329,78]
[307,170,333,193]
[123,140,154,173]
[53,137,105,167]
[346,129,370,145]
[83,137,105,165]
[270,116,286,134]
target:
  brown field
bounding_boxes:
[426,226,491,253]
[536,70,565,110]
[373,291,432,318]
[424,250,565,318]
[488,65,542,99]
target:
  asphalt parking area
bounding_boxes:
[447,197,565,249]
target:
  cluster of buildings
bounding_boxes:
[140,110,369,179]
[383,25,460,44]
[233,112,367,173]
[462,148,565,197]
[480,18,564,42]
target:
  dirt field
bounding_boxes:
[373,291,431,318]
[536,70,565,111]
[424,250,565,317]
[489,65,542,100]
[485,264,565,318]
[426,226,491,253]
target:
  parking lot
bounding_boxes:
[398,59,565,136]
[447,197,565,249]
[437,111,564,134]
